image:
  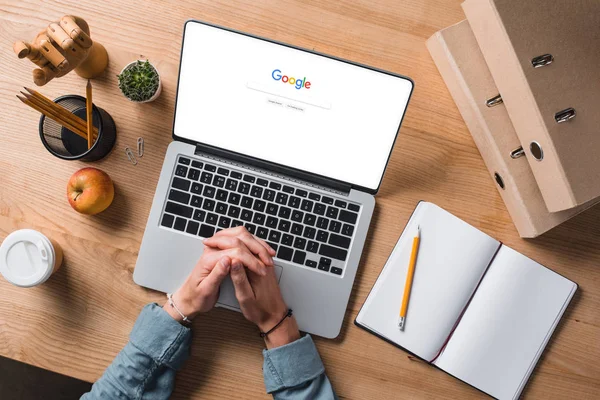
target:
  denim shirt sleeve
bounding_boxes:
[81,303,191,400]
[263,335,338,400]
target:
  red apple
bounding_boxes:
[67,167,115,215]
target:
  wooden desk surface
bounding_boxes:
[1,1,599,398]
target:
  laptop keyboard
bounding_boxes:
[159,155,362,277]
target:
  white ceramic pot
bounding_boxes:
[119,60,162,103]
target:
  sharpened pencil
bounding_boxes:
[24,87,98,138]
[398,225,420,330]
[86,80,93,149]
[17,94,89,140]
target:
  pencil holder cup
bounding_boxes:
[39,95,117,161]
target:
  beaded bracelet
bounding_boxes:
[260,309,293,338]
[166,293,192,325]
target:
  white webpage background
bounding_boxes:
[174,22,413,191]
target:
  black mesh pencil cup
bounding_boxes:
[39,95,117,161]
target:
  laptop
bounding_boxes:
[134,20,414,339]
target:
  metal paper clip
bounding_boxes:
[137,137,144,157]
[486,94,503,107]
[125,147,138,165]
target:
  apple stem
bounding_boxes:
[74,192,82,201]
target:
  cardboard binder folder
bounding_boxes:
[462,0,600,212]
[426,20,596,238]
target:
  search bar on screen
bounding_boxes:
[246,81,331,110]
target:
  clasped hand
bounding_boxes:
[163,227,300,348]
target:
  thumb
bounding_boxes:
[230,261,255,305]
[201,256,231,293]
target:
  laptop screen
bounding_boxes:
[173,21,413,192]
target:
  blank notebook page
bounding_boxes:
[356,202,500,361]
[436,245,577,399]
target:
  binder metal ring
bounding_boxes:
[531,54,554,68]
[486,94,503,107]
[554,108,576,123]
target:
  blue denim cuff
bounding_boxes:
[262,335,325,393]
[129,303,192,370]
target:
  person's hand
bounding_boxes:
[164,226,276,323]
[203,227,299,348]
[202,226,276,270]
[230,262,301,349]
[163,255,232,323]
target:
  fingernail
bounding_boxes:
[232,263,242,272]
[221,257,231,267]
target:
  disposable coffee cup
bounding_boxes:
[0,229,63,288]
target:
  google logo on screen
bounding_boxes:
[272,69,311,90]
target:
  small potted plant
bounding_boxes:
[117,60,162,103]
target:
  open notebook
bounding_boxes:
[355,202,577,399]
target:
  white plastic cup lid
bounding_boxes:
[0,229,55,287]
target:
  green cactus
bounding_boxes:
[117,60,160,102]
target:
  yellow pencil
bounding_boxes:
[398,225,420,330]
[86,80,93,149]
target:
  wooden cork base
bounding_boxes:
[74,41,108,79]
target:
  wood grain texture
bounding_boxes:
[0,1,599,399]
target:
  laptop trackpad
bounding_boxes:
[217,265,283,310]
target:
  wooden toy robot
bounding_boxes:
[13,15,108,86]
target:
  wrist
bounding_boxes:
[172,290,200,319]
[163,301,186,323]
[257,305,289,333]
[163,291,198,325]
[263,315,301,349]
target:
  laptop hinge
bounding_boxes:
[194,143,352,195]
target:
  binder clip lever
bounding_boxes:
[510,147,525,159]
[555,108,576,123]
[486,94,503,107]
[531,54,554,68]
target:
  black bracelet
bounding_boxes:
[259,309,293,338]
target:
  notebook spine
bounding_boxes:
[429,244,502,363]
